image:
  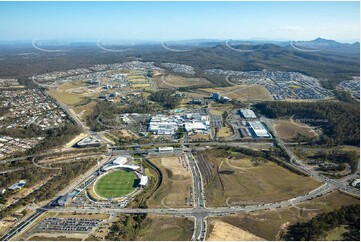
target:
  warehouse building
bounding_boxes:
[247,121,270,138]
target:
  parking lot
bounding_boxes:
[36,218,102,233]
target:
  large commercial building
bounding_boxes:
[211,92,231,103]
[247,121,270,138]
[240,109,257,119]
[57,193,74,206]
[148,112,210,135]
[148,115,180,135]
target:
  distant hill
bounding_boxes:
[288,37,360,55]
[0,38,359,89]
[141,41,359,88]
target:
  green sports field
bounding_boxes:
[95,170,138,198]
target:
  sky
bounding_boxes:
[0,1,359,42]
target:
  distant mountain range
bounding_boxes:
[0,37,358,89]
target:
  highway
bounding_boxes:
[261,117,360,197]
[1,94,359,241]
[44,182,337,215]
[2,140,358,241]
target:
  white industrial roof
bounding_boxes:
[240,109,257,119]
[184,121,207,132]
[248,121,269,137]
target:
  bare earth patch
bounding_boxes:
[147,156,193,208]
[216,127,234,138]
[207,220,265,241]
[155,74,211,88]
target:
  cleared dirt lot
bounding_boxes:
[207,220,265,241]
[154,74,211,88]
[110,129,139,140]
[216,126,234,138]
[200,150,321,207]
[147,156,193,208]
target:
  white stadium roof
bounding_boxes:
[113,156,127,165]
[140,175,149,186]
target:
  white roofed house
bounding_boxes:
[8,180,26,190]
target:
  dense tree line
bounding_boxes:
[0,124,81,159]
[254,101,360,146]
[283,205,360,241]
[27,124,81,155]
[86,101,122,131]
[149,89,181,109]
[333,90,359,104]
[311,149,359,173]
[86,99,157,131]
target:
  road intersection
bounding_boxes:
[1,109,359,241]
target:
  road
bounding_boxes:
[186,152,207,240]
[2,89,359,241]
[261,117,360,197]
[2,139,359,241]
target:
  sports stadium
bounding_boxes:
[87,156,148,201]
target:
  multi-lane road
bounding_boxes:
[1,111,359,241]
[2,137,359,241]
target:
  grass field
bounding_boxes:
[95,170,138,198]
[132,83,150,88]
[201,85,272,101]
[324,225,349,240]
[273,119,317,140]
[49,88,84,105]
[209,191,359,240]
[147,156,193,208]
[201,150,321,207]
[137,215,194,241]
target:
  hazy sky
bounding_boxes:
[0,1,359,42]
